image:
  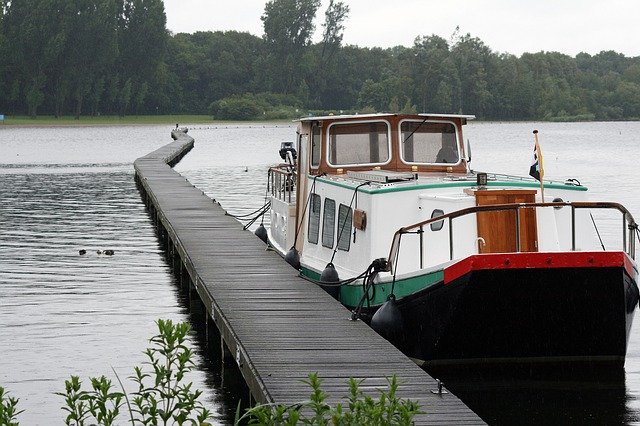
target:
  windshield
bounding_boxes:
[327,121,390,166]
[401,121,459,164]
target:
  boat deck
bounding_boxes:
[314,169,587,193]
[133,129,484,425]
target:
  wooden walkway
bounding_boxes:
[133,129,484,425]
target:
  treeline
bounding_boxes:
[1,0,640,120]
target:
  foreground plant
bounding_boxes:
[57,319,212,425]
[57,375,123,426]
[237,373,422,425]
[0,386,23,426]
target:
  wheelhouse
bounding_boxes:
[301,113,474,176]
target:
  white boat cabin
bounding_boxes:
[268,113,609,281]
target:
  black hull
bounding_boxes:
[372,264,638,366]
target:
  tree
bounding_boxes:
[261,0,321,93]
[320,0,349,61]
[411,35,451,112]
[450,33,493,115]
[0,1,8,112]
[67,0,118,118]
[116,0,167,116]
[3,0,67,116]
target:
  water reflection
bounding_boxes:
[428,365,636,425]
[156,235,251,425]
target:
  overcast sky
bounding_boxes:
[163,0,640,57]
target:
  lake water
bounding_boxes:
[1,121,640,424]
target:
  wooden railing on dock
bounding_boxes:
[133,129,484,425]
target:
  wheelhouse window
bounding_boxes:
[308,194,321,244]
[337,204,352,251]
[328,121,390,166]
[400,121,459,164]
[311,122,321,168]
[322,198,336,248]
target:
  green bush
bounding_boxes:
[2,320,422,425]
[0,386,23,426]
[210,96,263,120]
[56,319,212,426]
[236,373,422,425]
[209,92,304,120]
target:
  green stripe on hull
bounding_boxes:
[310,176,588,193]
[300,266,444,308]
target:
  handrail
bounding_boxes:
[268,165,296,203]
[386,201,638,273]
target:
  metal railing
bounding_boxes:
[386,201,638,273]
[268,165,296,203]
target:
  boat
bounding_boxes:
[261,113,640,367]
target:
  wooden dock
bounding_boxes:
[133,129,484,425]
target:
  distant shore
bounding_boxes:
[1,114,287,128]
[1,114,637,128]
[0,115,224,127]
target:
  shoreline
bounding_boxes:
[0,115,292,128]
[0,115,217,128]
[1,115,638,128]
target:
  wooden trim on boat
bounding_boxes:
[303,114,469,176]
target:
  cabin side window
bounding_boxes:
[311,123,321,168]
[337,204,352,251]
[307,194,321,244]
[400,121,460,164]
[430,209,445,231]
[327,121,390,166]
[322,198,336,248]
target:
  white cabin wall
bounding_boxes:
[369,188,479,275]
[300,181,374,277]
[270,197,296,251]
[369,191,421,274]
[540,188,601,251]
[418,192,478,267]
[300,177,602,279]
[535,207,560,251]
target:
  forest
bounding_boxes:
[1,0,639,121]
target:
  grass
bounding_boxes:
[0,115,217,127]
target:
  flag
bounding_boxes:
[529,130,544,181]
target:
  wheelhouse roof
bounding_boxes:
[297,112,476,122]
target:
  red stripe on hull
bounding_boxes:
[444,251,636,285]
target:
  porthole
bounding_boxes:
[430,209,445,231]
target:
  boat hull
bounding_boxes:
[360,252,639,367]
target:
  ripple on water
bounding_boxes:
[0,170,223,425]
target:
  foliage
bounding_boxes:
[237,373,422,426]
[0,322,421,426]
[1,1,640,120]
[261,0,321,95]
[54,319,212,426]
[210,92,303,120]
[0,386,23,426]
